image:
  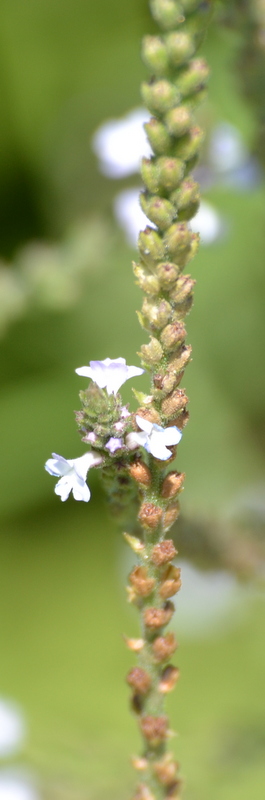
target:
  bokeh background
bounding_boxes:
[0,2,264,799]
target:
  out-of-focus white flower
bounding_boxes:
[0,774,38,800]
[76,358,144,395]
[189,200,223,245]
[127,415,182,461]
[0,702,26,759]
[113,188,151,247]
[45,452,102,502]
[209,122,248,174]
[92,108,151,177]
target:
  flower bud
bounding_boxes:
[140,193,176,231]
[141,157,160,194]
[142,35,169,75]
[129,461,152,487]
[165,31,195,67]
[164,222,192,260]
[141,80,180,116]
[159,665,180,693]
[142,297,172,330]
[140,714,168,744]
[153,753,180,786]
[135,407,161,425]
[138,502,163,531]
[156,156,185,192]
[140,337,163,367]
[160,321,186,352]
[144,601,175,629]
[160,565,181,599]
[171,177,200,213]
[130,566,156,597]
[171,409,189,429]
[150,0,184,31]
[168,345,192,374]
[153,370,179,397]
[138,227,165,267]
[161,471,185,499]
[163,502,181,531]
[156,261,179,288]
[165,779,182,798]
[123,532,145,553]
[165,105,193,138]
[177,58,210,98]
[144,118,172,155]
[162,388,188,418]
[132,783,155,800]
[173,125,204,161]
[151,539,177,565]
[152,632,178,661]
[133,262,160,295]
[124,636,145,652]
[127,667,151,694]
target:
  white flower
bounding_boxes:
[126,415,182,461]
[189,200,223,245]
[0,700,26,758]
[92,108,151,178]
[45,452,102,502]
[113,187,152,247]
[0,774,38,800]
[75,358,144,395]
[105,437,123,454]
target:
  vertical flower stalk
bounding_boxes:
[125,2,213,798]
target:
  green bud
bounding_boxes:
[142,297,172,330]
[138,227,165,267]
[189,232,200,260]
[140,193,176,231]
[150,0,185,30]
[141,158,160,194]
[160,321,186,351]
[173,125,204,161]
[142,36,169,75]
[165,31,195,67]
[177,58,210,98]
[133,262,160,294]
[170,275,196,316]
[171,177,200,219]
[156,261,179,287]
[144,118,172,155]
[156,156,185,191]
[141,80,181,116]
[164,222,192,260]
[140,337,163,367]
[165,105,193,138]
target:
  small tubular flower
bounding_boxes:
[75,357,144,395]
[45,451,102,502]
[126,415,182,461]
[105,437,124,453]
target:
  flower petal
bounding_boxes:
[73,451,102,481]
[161,426,182,446]
[126,431,147,450]
[72,479,91,502]
[54,476,73,501]
[135,415,153,435]
[105,437,123,453]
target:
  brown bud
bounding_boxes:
[131,755,148,771]
[160,565,181,599]
[124,636,145,652]
[161,388,188,418]
[144,601,174,630]
[140,715,168,744]
[153,753,180,786]
[170,275,196,307]
[152,632,178,662]
[132,783,155,800]
[165,779,183,798]
[131,693,144,714]
[171,409,189,430]
[163,503,181,532]
[130,566,155,597]
[160,321,186,352]
[168,345,192,374]
[151,540,177,566]
[140,337,163,367]
[159,665,180,693]
[161,472,185,499]
[138,502,163,530]
[127,667,151,694]
[129,461,152,486]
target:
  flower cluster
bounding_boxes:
[45,357,183,502]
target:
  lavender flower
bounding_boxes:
[45,452,102,502]
[75,357,144,395]
[105,437,124,454]
[127,415,182,461]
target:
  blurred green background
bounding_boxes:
[0,1,264,799]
